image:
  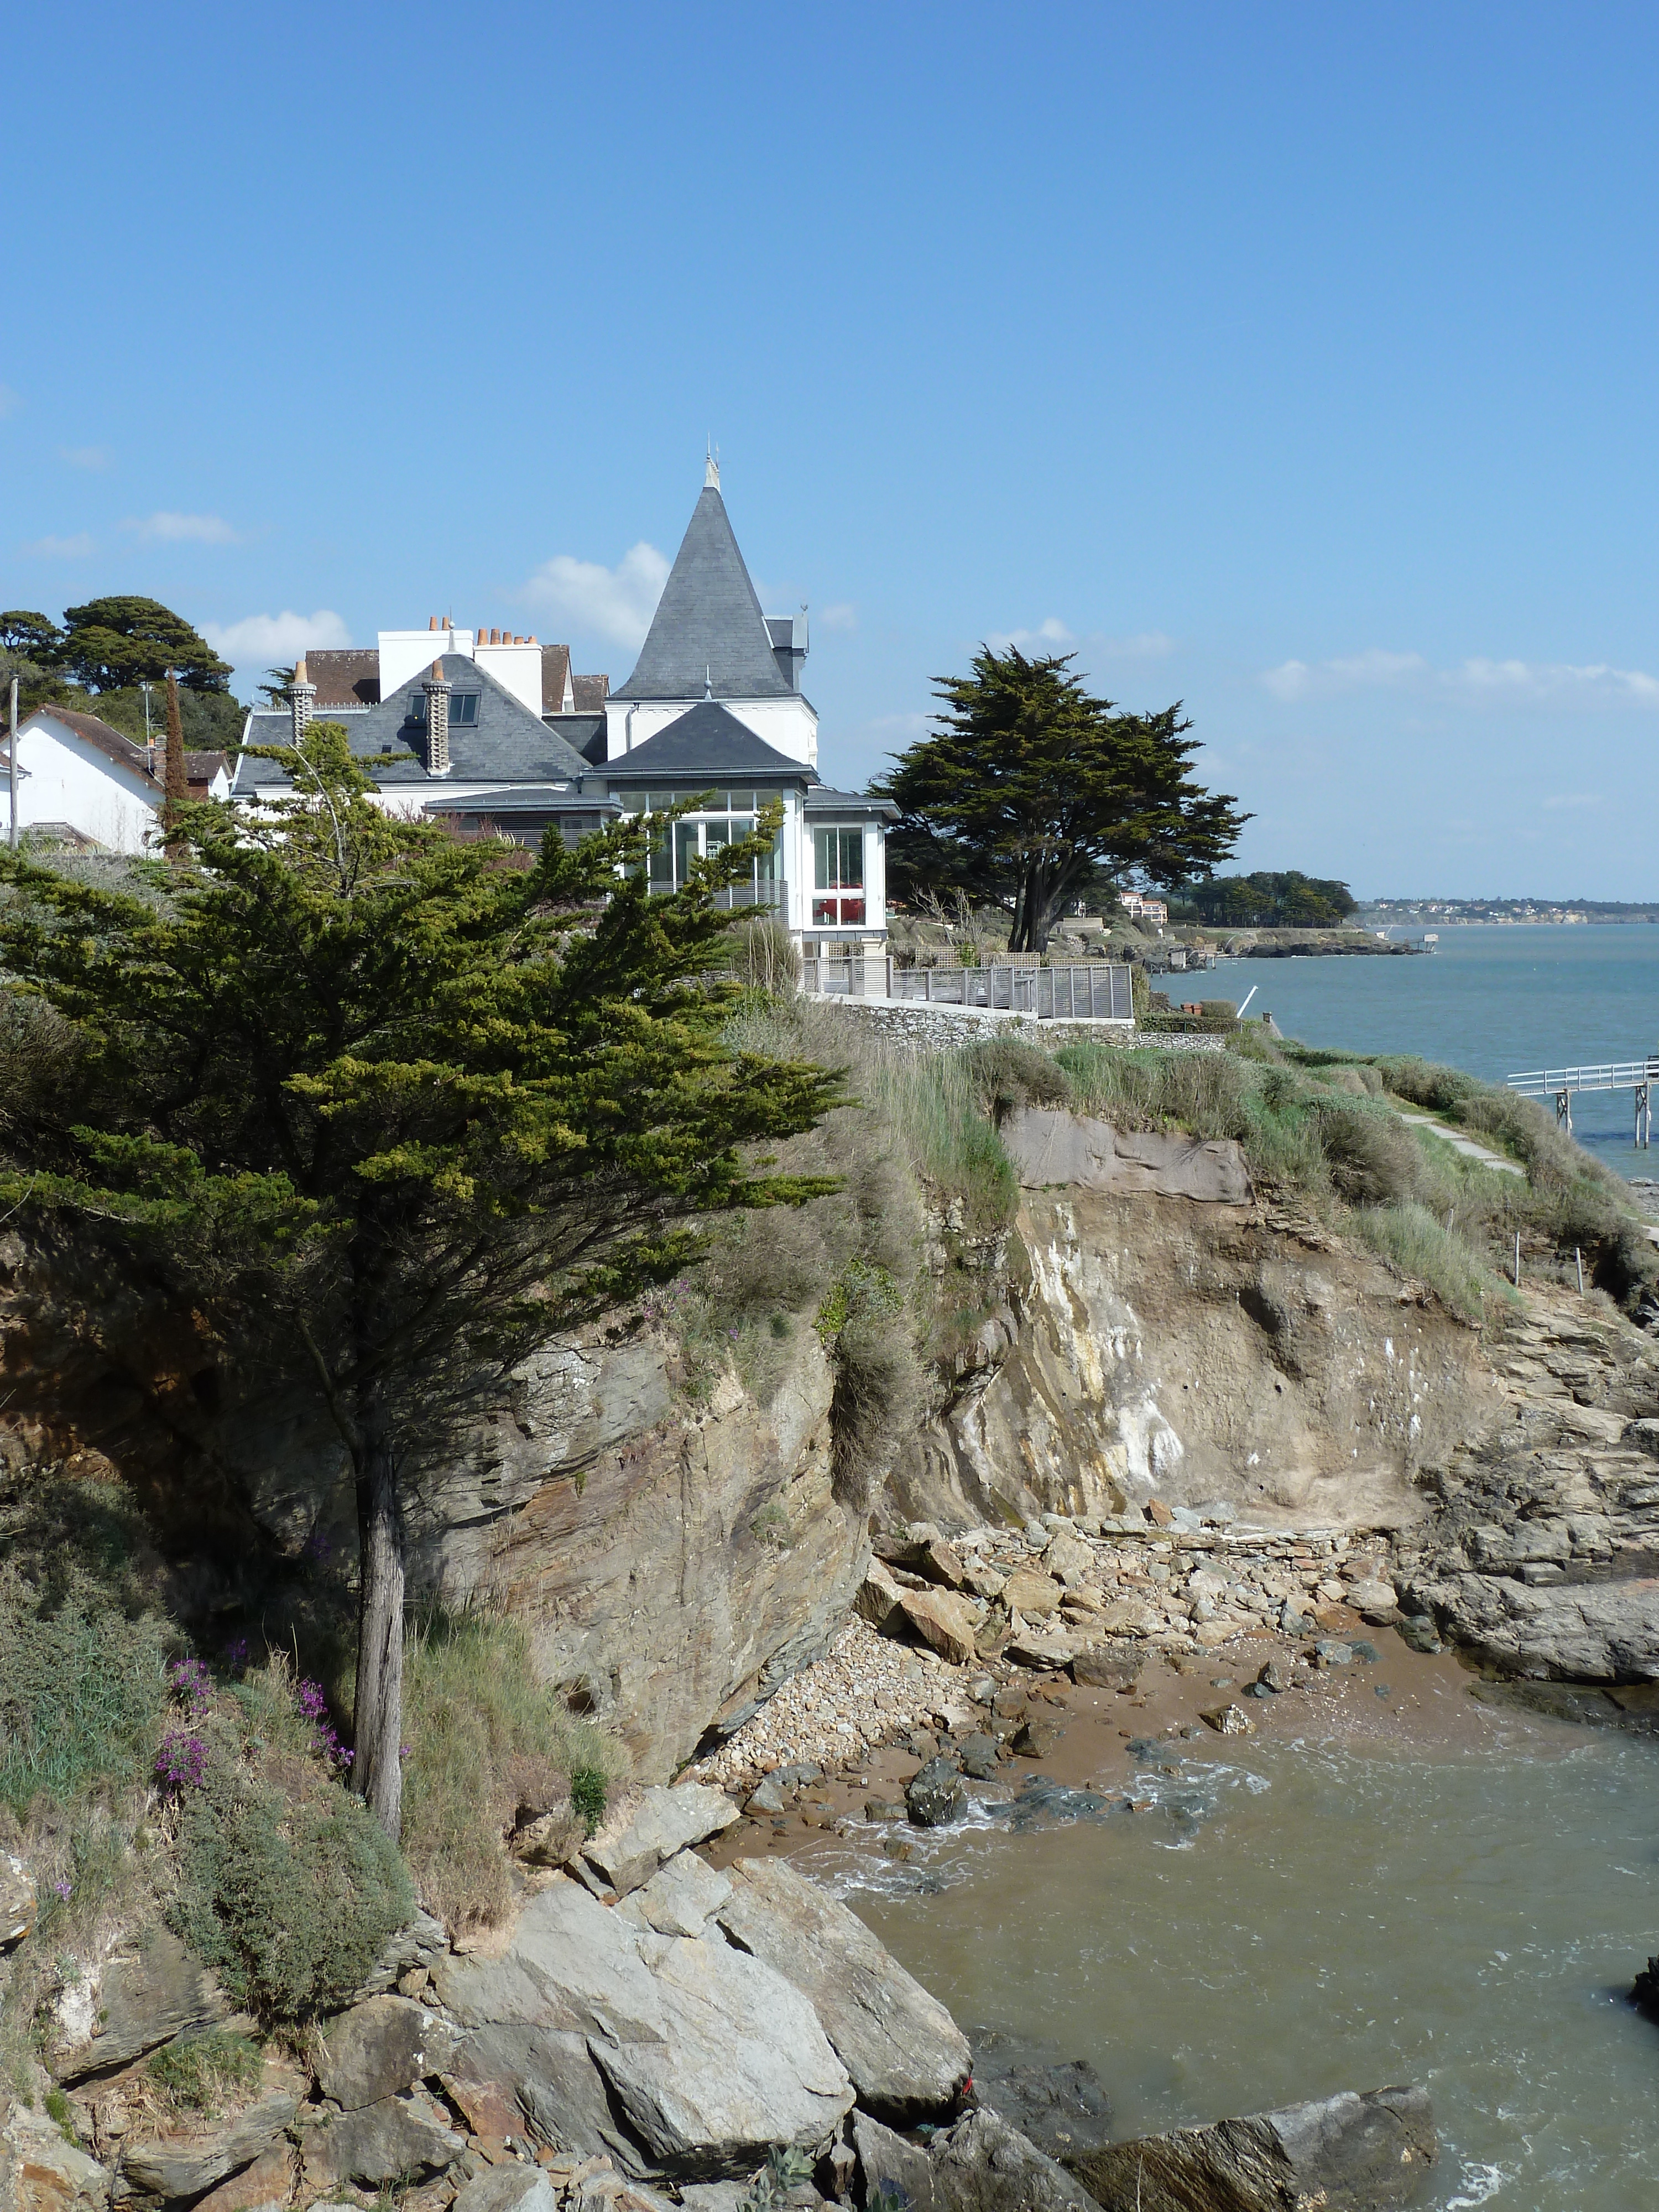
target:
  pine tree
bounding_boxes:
[876,646,1250,953]
[0,726,839,1836]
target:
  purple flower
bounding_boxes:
[169,1658,212,1712]
[301,1531,332,1564]
[52,1879,71,1900]
[154,1730,208,1792]
[399,1744,411,1760]
[223,1637,250,1671]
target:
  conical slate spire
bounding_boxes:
[613,481,792,701]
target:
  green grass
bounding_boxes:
[147,2030,263,2114]
[400,1609,619,1933]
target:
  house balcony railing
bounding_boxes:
[708,875,788,915]
[802,957,1134,1019]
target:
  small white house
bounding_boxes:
[2,706,231,852]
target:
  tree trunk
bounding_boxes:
[352,1414,405,1839]
[163,671,187,860]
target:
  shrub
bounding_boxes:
[0,1482,169,1822]
[1313,1101,1421,1206]
[569,1765,608,1837]
[960,1034,1074,1121]
[1353,1202,1493,1323]
[170,1759,413,2022]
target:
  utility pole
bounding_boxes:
[8,676,17,852]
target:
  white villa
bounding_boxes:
[232,462,895,964]
[1,704,231,853]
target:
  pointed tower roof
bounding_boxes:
[612,480,793,701]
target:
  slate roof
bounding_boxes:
[613,487,794,702]
[185,750,229,795]
[236,654,592,792]
[543,712,608,766]
[601,702,815,782]
[423,787,619,813]
[307,649,382,706]
[805,785,899,817]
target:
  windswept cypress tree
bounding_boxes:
[0,726,841,1837]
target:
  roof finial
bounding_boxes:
[704,439,719,491]
[704,664,713,699]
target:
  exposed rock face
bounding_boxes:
[0,1855,35,1950]
[1395,1290,1659,1681]
[1004,1112,1251,1204]
[580,1788,740,1901]
[53,1926,230,2084]
[1065,2084,1437,2212]
[1,2105,112,2212]
[891,1194,1504,1534]
[298,2090,464,2189]
[0,1228,865,1785]
[714,1856,971,2120]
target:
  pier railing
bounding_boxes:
[1507,1056,1659,1144]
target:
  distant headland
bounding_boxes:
[1359,898,1659,925]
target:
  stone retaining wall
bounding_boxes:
[801,998,1228,1052]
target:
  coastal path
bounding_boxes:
[1395,1110,1525,1177]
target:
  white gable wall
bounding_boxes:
[604,693,817,766]
[10,716,159,852]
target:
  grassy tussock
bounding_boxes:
[400,1609,619,1936]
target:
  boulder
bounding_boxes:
[1,1854,36,1950]
[853,1560,904,1632]
[1631,1954,1659,2021]
[1005,1632,1078,1671]
[189,2144,295,2212]
[434,1878,853,2179]
[1065,2085,1436,2212]
[1090,1601,1156,1636]
[1070,1648,1141,1692]
[1198,1704,1251,1736]
[1346,1579,1400,1623]
[1256,1657,1295,1694]
[581,1788,741,1901]
[622,1853,733,1940]
[1,2106,112,2212]
[299,2089,463,2188]
[966,2028,1113,2163]
[1010,1717,1065,1758]
[54,1926,231,2084]
[907,1760,967,1829]
[1044,1535,1095,1585]
[315,1994,457,2111]
[119,2091,299,2204]
[1001,1570,1062,1622]
[452,2169,560,2212]
[958,1734,1000,1781]
[714,1856,971,2121]
[340,1909,448,2006]
[897,1588,980,1668]
[854,2107,1099,2212]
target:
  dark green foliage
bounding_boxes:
[0,1481,168,1820]
[53,598,231,694]
[1173,871,1357,927]
[0,725,842,1837]
[1312,1100,1422,1206]
[874,644,1248,952]
[146,2031,263,2113]
[170,1759,413,2022]
[82,685,246,752]
[569,1765,608,1837]
[0,613,64,659]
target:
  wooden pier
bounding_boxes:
[1506,1056,1659,1146]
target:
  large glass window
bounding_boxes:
[623,794,785,899]
[812,825,865,926]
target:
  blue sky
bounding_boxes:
[5,2,1658,897]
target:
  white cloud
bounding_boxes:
[131,511,240,545]
[1098,630,1176,659]
[1542,791,1605,810]
[60,445,110,470]
[520,541,670,649]
[22,533,94,557]
[0,385,20,419]
[201,609,351,670]
[1261,645,1659,709]
[988,617,1076,652]
[820,602,858,632]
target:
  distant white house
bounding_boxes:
[1118,890,1168,925]
[1,705,231,853]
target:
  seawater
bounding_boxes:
[1214,924,1659,1180]
[806,1728,1659,2210]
